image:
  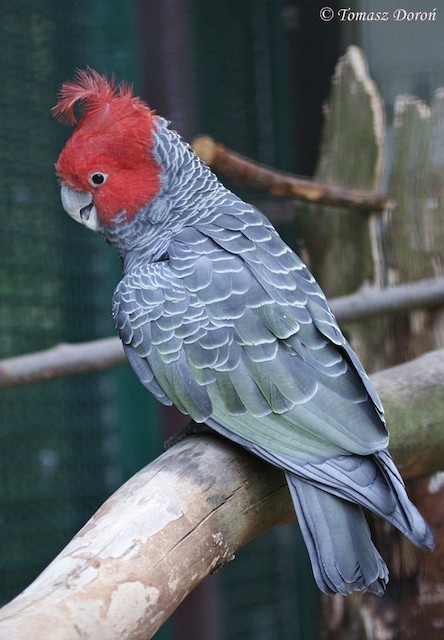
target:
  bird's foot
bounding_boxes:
[164,420,213,449]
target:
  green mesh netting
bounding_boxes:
[0,0,160,606]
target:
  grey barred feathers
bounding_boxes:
[56,73,434,595]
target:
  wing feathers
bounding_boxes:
[110,152,432,596]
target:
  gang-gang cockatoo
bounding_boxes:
[53,69,434,596]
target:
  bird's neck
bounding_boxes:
[103,120,225,273]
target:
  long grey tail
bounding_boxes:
[287,474,389,596]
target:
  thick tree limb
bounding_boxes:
[0,435,292,640]
[373,349,444,477]
[1,277,444,390]
[0,349,443,639]
[192,135,390,213]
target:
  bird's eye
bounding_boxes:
[89,172,108,187]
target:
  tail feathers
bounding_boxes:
[375,450,435,551]
[287,474,389,596]
[290,450,435,554]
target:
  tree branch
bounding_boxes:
[1,277,444,390]
[0,337,126,389]
[0,349,443,639]
[0,435,292,640]
[329,276,444,323]
[192,135,390,213]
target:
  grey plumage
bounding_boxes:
[108,120,434,596]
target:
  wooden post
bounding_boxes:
[296,45,388,377]
[305,47,444,639]
[351,87,444,640]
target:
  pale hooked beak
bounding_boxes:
[60,184,100,232]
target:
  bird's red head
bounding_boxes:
[53,68,161,226]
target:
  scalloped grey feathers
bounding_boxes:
[110,120,434,596]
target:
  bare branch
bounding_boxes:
[330,276,444,323]
[1,277,444,390]
[192,135,390,213]
[0,337,125,389]
[0,349,443,639]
